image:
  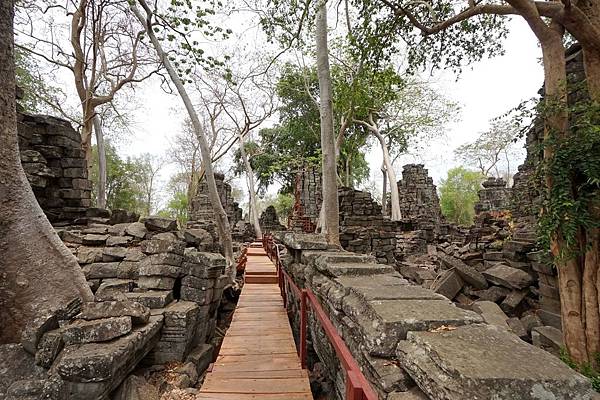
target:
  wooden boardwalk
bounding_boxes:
[198,243,313,400]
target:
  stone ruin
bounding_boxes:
[395,164,443,240]
[18,112,91,223]
[275,232,595,400]
[474,177,511,214]
[188,172,255,243]
[258,205,286,233]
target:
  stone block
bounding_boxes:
[111,375,159,400]
[139,263,184,278]
[181,286,213,305]
[125,222,147,239]
[521,314,543,334]
[56,316,163,399]
[82,234,109,246]
[397,324,595,400]
[500,289,528,314]
[506,317,528,339]
[316,262,396,277]
[470,286,510,302]
[482,264,534,289]
[126,291,173,309]
[141,216,178,232]
[138,276,176,290]
[181,275,215,289]
[274,232,329,250]
[439,254,488,289]
[76,246,103,264]
[62,316,132,345]
[532,326,564,356]
[140,239,185,255]
[21,312,59,354]
[78,301,150,325]
[472,301,509,329]
[431,269,464,300]
[102,246,127,262]
[86,262,119,279]
[34,330,64,368]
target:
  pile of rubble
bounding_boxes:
[275,233,595,400]
[1,215,233,400]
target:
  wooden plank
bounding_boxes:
[201,378,310,394]
[200,250,312,399]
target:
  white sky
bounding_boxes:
[29,9,544,209]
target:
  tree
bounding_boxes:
[0,0,93,343]
[16,0,160,209]
[352,0,600,368]
[455,118,522,179]
[130,0,236,280]
[439,167,484,226]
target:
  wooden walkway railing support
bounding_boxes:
[263,234,379,400]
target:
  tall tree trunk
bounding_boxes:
[0,0,93,343]
[540,31,590,365]
[315,0,340,246]
[93,115,107,209]
[238,132,262,239]
[131,1,235,278]
[372,129,401,220]
[381,164,387,216]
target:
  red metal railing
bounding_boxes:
[262,234,379,400]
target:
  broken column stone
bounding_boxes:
[431,269,464,300]
[482,264,534,289]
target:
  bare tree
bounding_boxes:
[0,0,93,343]
[130,0,235,279]
[16,0,161,208]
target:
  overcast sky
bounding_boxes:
[113,14,543,207]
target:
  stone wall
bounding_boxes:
[18,113,91,223]
[0,216,235,400]
[275,232,594,400]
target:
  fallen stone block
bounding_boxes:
[62,316,132,345]
[470,286,509,302]
[86,262,120,279]
[438,254,487,289]
[142,216,178,232]
[76,246,103,264]
[532,326,564,357]
[500,289,528,314]
[397,324,595,400]
[56,316,163,400]
[181,286,213,305]
[0,344,48,395]
[520,313,543,334]
[431,269,464,300]
[106,236,132,247]
[82,234,109,246]
[482,264,534,289]
[472,301,509,329]
[507,317,528,339]
[316,262,396,277]
[79,301,150,325]
[139,262,184,278]
[186,344,214,376]
[5,376,65,400]
[35,330,64,368]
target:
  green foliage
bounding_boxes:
[538,100,600,260]
[560,348,600,392]
[272,193,294,222]
[90,143,156,214]
[350,0,509,74]
[439,167,484,226]
[160,191,189,227]
[14,47,62,113]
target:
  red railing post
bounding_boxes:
[300,289,307,369]
[346,371,365,400]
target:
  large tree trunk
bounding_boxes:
[315,0,340,246]
[0,0,93,343]
[238,132,262,239]
[372,129,401,220]
[131,1,235,278]
[93,115,107,209]
[540,30,591,365]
